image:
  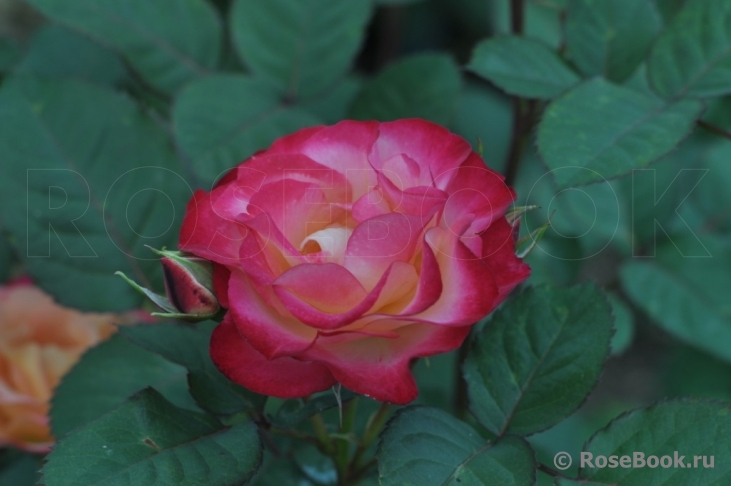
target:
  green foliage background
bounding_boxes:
[1,0,730,484]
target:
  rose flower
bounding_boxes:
[179,119,530,404]
[0,279,118,452]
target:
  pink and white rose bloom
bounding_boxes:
[179,119,530,404]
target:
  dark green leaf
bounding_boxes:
[230,0,372,100]
[518,150,632,256]
[648,0,731,98]
[250,452,313,486]
[0,76,190,311]
[378,407,536,486]
[564,0,661,82]
[173,74,320,185]
[554,479,607,485]
[267,389,355,428]
[652,0,689,23]
[15,25,127,85]
[350,53,462,124]
[44,389,262,486]
[300,77,362,124]
[0,230,14,283]
[537,78,703,188]
[686,138,731,233]
[580,400,731,484]
[26,0,222,93]
[464,285,613,436]
[51,334,196,439]
[468,35,580,99]
[451,82,512,172]
[120,322,265,416]
[374,0,424,5]
[489,0,564,49]
[293,444,337,485]
[621,236,731,363]
[0,36,22,73]
[608,294,634,355]
[0,450,41,486]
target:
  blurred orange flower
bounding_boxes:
[0,278,130,453]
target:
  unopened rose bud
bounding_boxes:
[160,253,219,317]
[116,248,220,321]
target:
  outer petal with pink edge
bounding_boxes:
[305,322,471,404]
[211,315,336,398]
[371,119,473,189]
[403,227,501,325]
[227,270,318,359]
[267,120,380,200]
[179,190,249,264]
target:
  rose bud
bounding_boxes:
[116,249,220,321]
[179,119,531,404]
[160,252,220,317]
[0,278,125,452]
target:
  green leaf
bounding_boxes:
[0,36,22,73]
[15,25,127,85]
[580,400,731,484]
[686,136,731,233]
[25,0,222,94]
[608,294,634,355]
[468,35,580,99]
[648,0,731,98]
[620,236,731,363]
[230,0,372,100]
[537,78,703,189]
[43,388,262,486]
[374,0,425,5]
[378,407,536,486]
[51,333,197,439]
[451,82,513,172]
[0,76,189,311]
[300,77,362,124]
[120,322,265,416]
[0,450,41,486]
[489,0,564,49]
[267,389,355,428]
[250,452,312,486]
[173,74,320,185]
[0,229,14,283]
[464,285,613,436]
[564,0,662,82]
[350,53,462,124]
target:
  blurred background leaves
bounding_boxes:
[1,0,730,484]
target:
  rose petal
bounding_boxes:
[404,226,501,325]
[344,213,425,290]
[481,218,531,299]
[268,120,380,200]
[212,264,230,309]
[179,190,249,264]
[210,315,335,398]
[228,270,317,358]
[306,322,471,404]
[372,119,473,189]
[442,153,516,236]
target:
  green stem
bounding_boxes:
[333,398,359,482]
[310,413,334,455]
[351,402,393,472]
